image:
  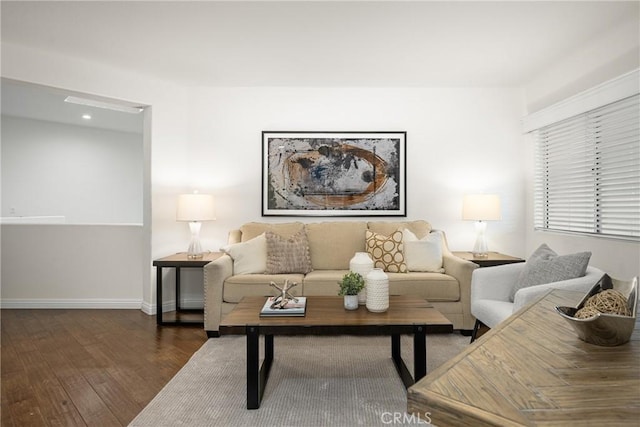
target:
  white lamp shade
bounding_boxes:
[462,194,501,221]
[176,194,216,221]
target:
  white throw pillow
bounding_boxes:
[221,233,267,275]
[402,229,444,273]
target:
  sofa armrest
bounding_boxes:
[204,254,233,333]
[513,266,604,312]
[471,263,525,302]
[442,253,478,330]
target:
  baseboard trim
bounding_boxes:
[140,300,154,315]
[0,298,143,309]
[0,297,205,314]
[140,299,205,316]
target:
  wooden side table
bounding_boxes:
[452,251,524,268]
[153,252,223,326]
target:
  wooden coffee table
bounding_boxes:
[219,295,453,409]
[408,289,640,426]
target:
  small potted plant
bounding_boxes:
[338,272,365,310]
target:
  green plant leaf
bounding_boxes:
[337,271,365,296]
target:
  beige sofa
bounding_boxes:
[204,220,478,337]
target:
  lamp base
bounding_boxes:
[472,220,489,258]
[186,221,203,259]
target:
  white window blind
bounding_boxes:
[533,94,640,241]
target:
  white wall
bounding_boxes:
[1,115,143,224]
[525,18,640,113]
[1,224,143,307]
[0,42,526,312]
[8,22,636,312]
[188,87,526,251]
[523,19,640,280]
[1,42,190,311]
[161,86,526,305]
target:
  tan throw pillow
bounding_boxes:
[365,230,407,273]
[265,229,313,274]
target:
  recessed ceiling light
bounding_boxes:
[82,114,92,120]
[64,96,143,114]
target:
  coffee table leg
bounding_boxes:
[413,325,427,382]
[247,326,260,409]
[391,334,415,388]
[392,334,401,363]
[264,334,273,363]
[246,326,274,410]
[262,334,274,393]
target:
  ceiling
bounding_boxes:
[2,1,638,88]
[1,79,144,134]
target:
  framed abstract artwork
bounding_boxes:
[262,131,406,216]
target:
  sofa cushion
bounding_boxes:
[302,270,347,296]
[365,230,407,273]
[223,274,304,303]
[510,243,591,302]
[240,222,304,242]
[220,233,266,275]
[402,229,445,273]
[368,220,432,239]
[387,272,460,302]
[303,270,459,302]
[305,222,367,270]
[265,229,313,274]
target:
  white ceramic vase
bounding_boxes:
[366,268,389,313]
[344,295,359,310]
[350,252,373,305]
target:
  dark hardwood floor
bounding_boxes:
[1,309,208,426]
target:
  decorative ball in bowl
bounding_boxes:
[555,274,638,347]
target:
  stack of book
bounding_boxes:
[260,297,307,317]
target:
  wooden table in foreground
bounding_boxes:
[220,295,453,409]
[407,289,640,426]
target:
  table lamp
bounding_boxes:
[176,192,216,259]
[462,194,501,257]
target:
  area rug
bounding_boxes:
[129,333,469,427]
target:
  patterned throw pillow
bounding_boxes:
[510,243,591,302]
[265,229,313,274]
[365,230,407,273]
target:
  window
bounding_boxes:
[532,94,639,241]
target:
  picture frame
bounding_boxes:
[262,131,406,217]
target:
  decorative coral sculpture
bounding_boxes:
[269,280,299,309]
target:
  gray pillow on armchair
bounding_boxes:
[510,243,591,302]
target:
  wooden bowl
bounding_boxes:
[556,274,638,346]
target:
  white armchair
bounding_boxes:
[470,263,604,342]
